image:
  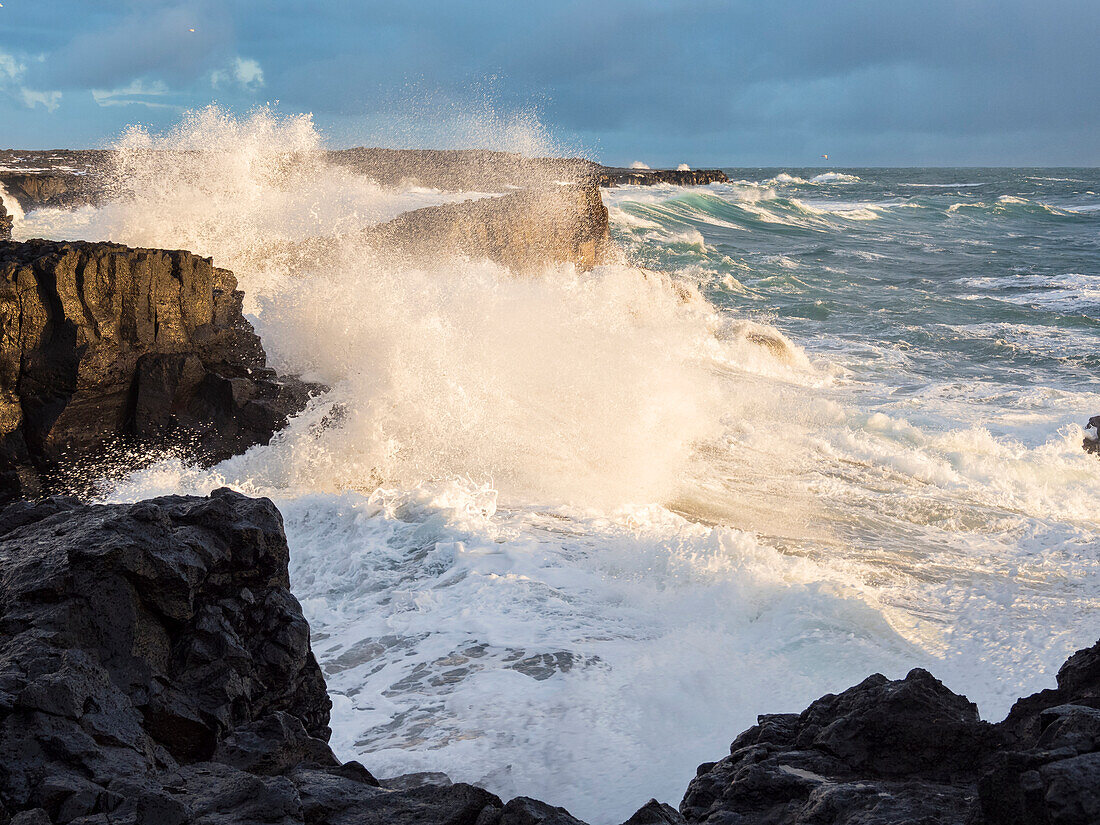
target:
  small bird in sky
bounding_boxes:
[821,154,829,160]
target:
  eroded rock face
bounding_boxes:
[680,643,1100,825]
[0,490,328,820]
[361,184,613,272]
[0,196,11,242]
[0,490,514,825]
[0,240,320,501]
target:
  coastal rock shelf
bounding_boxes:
[0,149,726,215]
[0,488,1096,824]
[0,240,320,502]
[594,168,729,187]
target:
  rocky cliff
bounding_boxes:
[0,240,320,502]
[0,196,10,242]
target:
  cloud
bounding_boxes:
[0,50,25,83]
[1,0,1099,162]
[211,56,263,90]
[92,79,175,109]
[0,49,60,113]
[233,57,263,88]
[21,89,61,112]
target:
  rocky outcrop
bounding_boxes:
[0,174,101,212]
[0,240,320,502]
[0,489,513,824]
[681,641,1100,825]
[0,195,10,242]
[595,169,729,187]
[360,184,613,271]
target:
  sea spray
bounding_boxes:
[17,113,1100,822]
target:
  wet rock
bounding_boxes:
[493,797,587,825]
[0,240,322,502]
[620,799,684,825]
[0,490,332,818]
[360,184,612,272]
[0,193,11,241]
[0,490,548,825]
[679,641,1100,825]
[380,773,454,790]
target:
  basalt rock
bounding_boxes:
[680,640,1100,825]
[0,195,11,242]
[0,489,521,825]
[0,240,321,502]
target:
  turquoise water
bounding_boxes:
[610,169,1100,393]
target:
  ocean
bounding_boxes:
[9,114,1099,823]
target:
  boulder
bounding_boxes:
[0,489,331,821]
[360,184,613,272]
[680,642,1100,825]
[0,490,526,825]
[0,240,321,502]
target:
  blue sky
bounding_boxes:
[1,1,1098,166]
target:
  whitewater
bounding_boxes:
[11,110,1100,823]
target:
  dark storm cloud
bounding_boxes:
[1,0,1097,164]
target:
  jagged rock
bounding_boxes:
[0,240,321,502]
[0,489,331,821]
[0,193,11,241]
[0,172,102,211]
[485,797,587,825]
[680,642,1100,825]
[620,800,684,825]
[0,490,546,825]
[977,639,1100,825]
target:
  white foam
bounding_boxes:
[69,112,1100,823]
[0,181,24,224]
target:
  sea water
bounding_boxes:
[11,112,1099,822]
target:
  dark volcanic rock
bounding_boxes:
[0,194,11,241]
[680,642,1100,825]
[0,490,523,825]
[0,489,330,820]
[0,240,321,502]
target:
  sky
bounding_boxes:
[1,1,1098,166]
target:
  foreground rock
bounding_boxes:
[682,642,1100,825]
[0,489,529,825]
[0,240,320,502]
